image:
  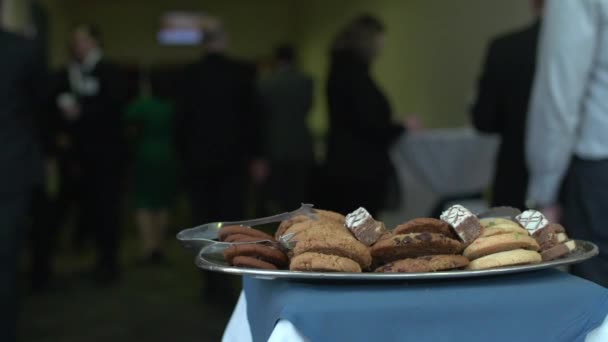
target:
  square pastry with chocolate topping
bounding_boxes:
[440,204,482,246]
[345,207,387,246]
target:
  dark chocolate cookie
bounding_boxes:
[218,225,274,242]
[223,244,289,268]
[224,234,275,243]
[232,256,278,270]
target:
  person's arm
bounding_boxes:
[526,0,598,207]
[349,74,404,146]
[174,66,194,163]
[471,40,502,133]
[242,65,264,160]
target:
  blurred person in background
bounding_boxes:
[527,0,608,287]
[258,44,314,212]
[125,70,176,266]
[324,14,417,217]
[52,25,128,284]
[0,3,47,340]
[471,0,544,210]
[176,17,264,300]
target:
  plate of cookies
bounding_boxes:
[177,204,598,281]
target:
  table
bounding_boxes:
[384,127,498,224]
[222,270,608,342]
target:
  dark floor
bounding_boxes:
[19,236,240,342]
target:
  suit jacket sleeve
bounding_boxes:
[241,65,264,160]
[174,65,194,163]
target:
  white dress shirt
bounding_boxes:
[527,0,608,206]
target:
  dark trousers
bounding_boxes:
[0,190,31,342]
[563,157,608,287]
[187,164,247,224]
[187,164,247,301]
[29,185,55,287]
[79,156,124,273]
[80,169,122,271]
[29,157,84,286]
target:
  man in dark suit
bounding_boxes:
[51,25,128,284]
[0,25,46,341]
[176,18,264,300]
[471,0,544,210]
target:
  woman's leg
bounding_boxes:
[136,209,156,256]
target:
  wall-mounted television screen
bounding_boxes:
[158,12,204,46]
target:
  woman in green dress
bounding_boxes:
[125,73,176,264]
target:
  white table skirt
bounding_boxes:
[391,127,499,197]
[222,291,608,342]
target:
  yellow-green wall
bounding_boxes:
[294,0,533,133]
[41,0,533,131]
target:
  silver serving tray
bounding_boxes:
[193,240,598,281]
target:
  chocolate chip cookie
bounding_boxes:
[370,233,463,265]
[293,232,372,269]
[290,252,361,273]
[375,255,469,273]
[275,209,346,239]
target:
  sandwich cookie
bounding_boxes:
[479,218,529,238]
[466,249,542,270]
[463,232,540,260]
[223,243,289,268]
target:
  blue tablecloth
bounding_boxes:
[244,269,608,342]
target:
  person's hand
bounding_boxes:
[403,115,423,131]
[541,204,562,223]
[250,159,270,185]
[62,104,81,122]
[56,133,71,150]
[57,93,81,122]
